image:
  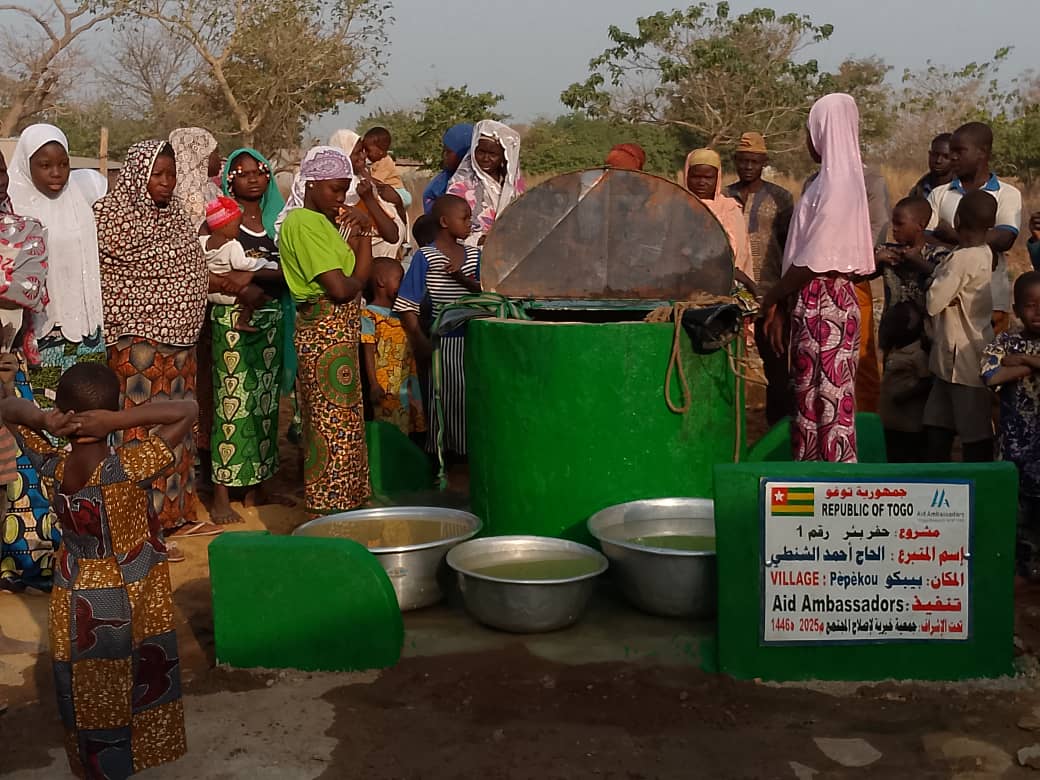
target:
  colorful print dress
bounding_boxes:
[23,431,186,778]
[361,304,425,435]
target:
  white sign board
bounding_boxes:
[761,480,971,644]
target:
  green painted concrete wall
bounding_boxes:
[209,531,403,671]
[713,462,1017,681]
[467,319,739,545]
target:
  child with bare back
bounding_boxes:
[0,362,196,777]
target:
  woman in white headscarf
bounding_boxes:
[760,93,874,464]
[277,145,373,515]
[7,123,106,405]
[328,129,403,257]
[447,120,525,246]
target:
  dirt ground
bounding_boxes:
[6,381,1040,778]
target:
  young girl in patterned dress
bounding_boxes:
[1,362,195,778]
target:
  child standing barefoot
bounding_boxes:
[1,363,196,778]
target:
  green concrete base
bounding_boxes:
[467,319,740,545]
[209,531,403,671]
[713,462,1017,681]
[366,420,432,496]
[745,413,888,463]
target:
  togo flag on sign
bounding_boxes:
[770,486,815,517]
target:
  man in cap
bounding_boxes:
[726,131,795,425]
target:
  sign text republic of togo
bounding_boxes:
[761,480,971,645]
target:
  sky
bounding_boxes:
[312,0,1037,139]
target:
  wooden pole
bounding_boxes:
[98,126,109,179]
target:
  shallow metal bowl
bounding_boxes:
[587,498,716,619]
[446,536,608,633]
[294,507,482,611]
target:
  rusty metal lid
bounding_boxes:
[480,168,734,301]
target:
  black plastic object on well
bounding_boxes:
[480,168,735,302]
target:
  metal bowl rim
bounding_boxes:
[587,498,716,558]
[447,535,608,585]
[293,506,482,554]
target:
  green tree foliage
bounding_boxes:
[562,1,902,165]
[46,100,152,158]
[521,115,690,176]
[360,85,506,167]
[133,0,389,149]
[819,57,892,149]
[988,74,1040,183]
[562,2,848,154]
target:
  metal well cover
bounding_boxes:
[480,168,734,301]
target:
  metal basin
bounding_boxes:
[587,498,716,619]
[446,536,608,633]
[294,507,481,611]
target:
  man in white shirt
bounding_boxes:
[927,122,1021,333]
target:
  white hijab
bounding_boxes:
[8,124,104,341]
[70,169,108,204]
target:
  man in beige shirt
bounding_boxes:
[924,190,997,462]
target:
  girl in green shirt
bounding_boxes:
[277,146,374,515]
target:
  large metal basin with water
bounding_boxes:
[587,498,716,619]
[294,507,481,611]
[446,536,608,633]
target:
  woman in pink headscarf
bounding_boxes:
[760,94,874,463]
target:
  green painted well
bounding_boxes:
[713,462,1017,681]
[467,319,740,545]
[209,531,403,671]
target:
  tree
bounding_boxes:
[819,57,892,151]
[561,2,839,154]
[988,72,1040,184]
[132,0,390,149]
[360,85,506,168]
[0,0,133,135]
[878,49,1012,170]
[521,115,689,176]
[98,23,201,136]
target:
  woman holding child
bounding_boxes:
[95,140,216,539]
[203,148,291,522]
[277,146,372,515]
[761,93,875,463]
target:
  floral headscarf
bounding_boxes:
[447,120,524,245]
[274,145,354,237]
[170,127,220,229]
[0,176,49,360]
[94,140,208,346]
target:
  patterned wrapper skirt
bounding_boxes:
[1,328,106,591]
[295,298,370,515]
[108,337,198,530]
[790,276,860,463]
[27,327,107,408]
[210,302,284,487]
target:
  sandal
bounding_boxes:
[166,541,185,563]
[169,521,225,538]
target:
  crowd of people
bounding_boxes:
[0,91,1039,776]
